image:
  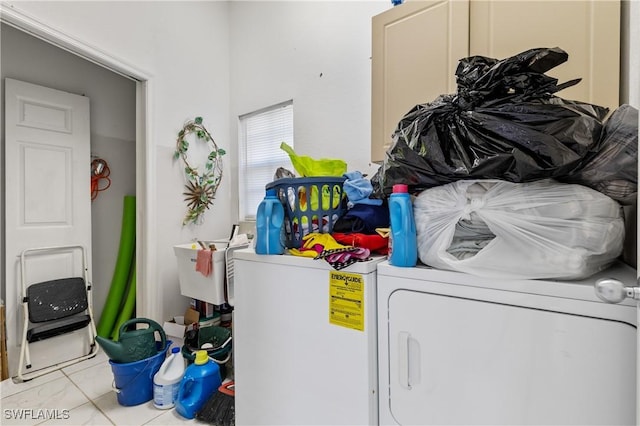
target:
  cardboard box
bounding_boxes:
[163,306,225,349]
[162,307,198,346]
[162,321,186,345]
[185,308,200,325]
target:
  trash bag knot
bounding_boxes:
[462,197,485,221]
[454,90,482,111]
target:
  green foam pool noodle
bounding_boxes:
[97,195,136,337]
[110,262,137,340]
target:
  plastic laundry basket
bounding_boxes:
[266,177,346,248]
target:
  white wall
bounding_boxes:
[229,1,387,189]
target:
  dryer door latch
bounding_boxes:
[594,278,640,303]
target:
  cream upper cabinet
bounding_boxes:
[371,0,470,163]
[371,0,621,164]
[470,1,620,112]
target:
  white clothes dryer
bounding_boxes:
[377,260,637,425]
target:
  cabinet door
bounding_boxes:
[371,0,469,163]
[470,0,620,112]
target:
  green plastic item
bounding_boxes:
[110,262,137,340]
[97,196,136,337]
[96,318,166,364]
[182,325,232,364]
[280,142,347,177]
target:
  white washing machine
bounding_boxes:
[377,260,638,425]
[233,248,383,425]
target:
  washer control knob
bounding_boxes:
[595,278,640,303]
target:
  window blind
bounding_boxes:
[239,101,294,221]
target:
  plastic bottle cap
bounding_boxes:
[266,188,277,197]
[194,350,209,365]
[171,347,180,354]
[392,184,409,193]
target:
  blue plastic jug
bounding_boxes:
[175,350,221,419]
[255,188,285,255]
[388,184,418,267]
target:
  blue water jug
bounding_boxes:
[255,188,285,255]
[175,350,221,419]
[388,184,418,267]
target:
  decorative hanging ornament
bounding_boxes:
[174,117,226,225]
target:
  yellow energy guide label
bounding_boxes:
[329,271,364,331]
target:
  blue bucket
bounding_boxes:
[109,340,172,406]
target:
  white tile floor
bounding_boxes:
[1,349,209,426]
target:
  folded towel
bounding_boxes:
[195,249,213,277]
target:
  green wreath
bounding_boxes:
[173,117,226,225]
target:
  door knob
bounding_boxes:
[595,278,640,303]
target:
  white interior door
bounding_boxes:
[4,78,92,377]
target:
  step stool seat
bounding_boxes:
[27,314,91,343]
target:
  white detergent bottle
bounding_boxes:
[153,347,185,409]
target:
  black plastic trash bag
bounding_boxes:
[560,104,638,205]
[371,47,609,197]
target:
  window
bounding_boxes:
[238,101,294,221]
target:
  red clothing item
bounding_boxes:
[332,232,389,255]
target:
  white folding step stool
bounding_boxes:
[16,245,99,382]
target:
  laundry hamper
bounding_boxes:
[266,177,347,248]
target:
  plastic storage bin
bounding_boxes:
[266,177,346,248]
[173,240,228,305]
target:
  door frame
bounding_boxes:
[0,4,160,322]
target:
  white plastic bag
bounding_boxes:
[414,179,624,280]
